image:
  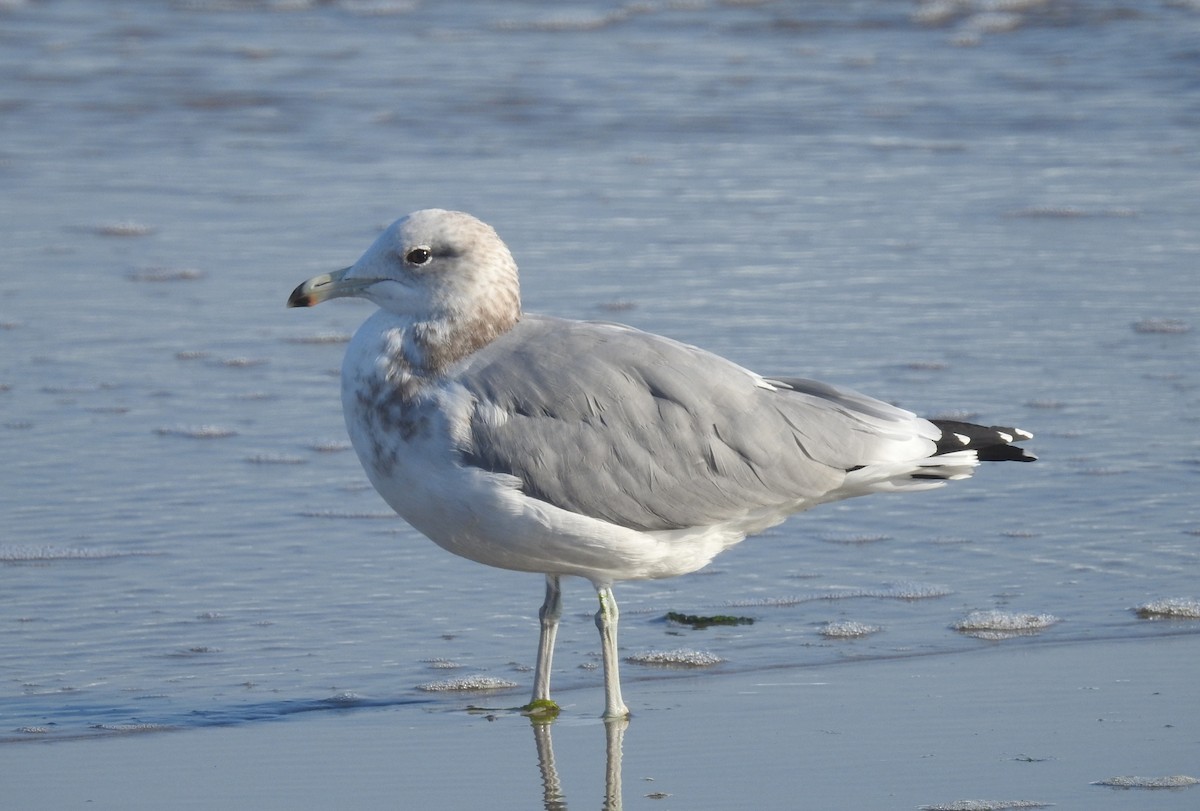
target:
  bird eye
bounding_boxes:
[405,247,432,266]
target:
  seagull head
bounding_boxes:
[287,209,522,331]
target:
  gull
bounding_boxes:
[287,209,1035,719]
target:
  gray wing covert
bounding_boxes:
[456,317,908,532]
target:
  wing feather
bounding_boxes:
[456,316,933,532]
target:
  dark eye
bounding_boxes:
[405,247,432,266]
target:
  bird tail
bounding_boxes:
[841,420,1035,495]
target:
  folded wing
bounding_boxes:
[456,317,966,533]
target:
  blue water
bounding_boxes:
[2,0,1198,742]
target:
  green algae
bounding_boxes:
[665,612,754,629]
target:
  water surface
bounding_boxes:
[2,0,1198,759]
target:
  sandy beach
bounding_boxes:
[8,633,1197,810]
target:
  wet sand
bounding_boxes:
[7,633,1197,810]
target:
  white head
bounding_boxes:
[289,209,521,370]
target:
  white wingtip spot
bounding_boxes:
[954,432,971,445]
[997,431,1014,443]
[1015,428,1034,440]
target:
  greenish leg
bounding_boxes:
[523,575,562,717]
[595,585,630,719]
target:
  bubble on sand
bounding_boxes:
[920,801,1052,811]
[820,621,882,639]
[878,583,954,600]
[90,723,174,734]
[417,675,519,692]
[1134,598,1200,620]
[953,610,1059,639]
[626,649,724,668]
[1093,775,1198,789]
[325,691,364,704]
[0,545,153,562]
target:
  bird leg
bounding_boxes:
[595,586,630,719]
[525,574,562,717]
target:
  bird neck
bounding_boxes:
[404,308,520,376]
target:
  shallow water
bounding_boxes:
[2,0,1198,764]
[5,634,1199,810]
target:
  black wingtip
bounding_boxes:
[930,420,1037,462]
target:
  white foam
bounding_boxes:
[1134,597,1200,620]
[416,675,519,692]
[1093,775,1198,789]
[920,801,1051,811]
[953,610,1059,638]
[820,621,882,639]
[0,545,153,562]
[326,691,364,704]
[625,649,724,667]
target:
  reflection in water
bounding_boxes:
[532,717,628,810]
[532,719,566,811]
